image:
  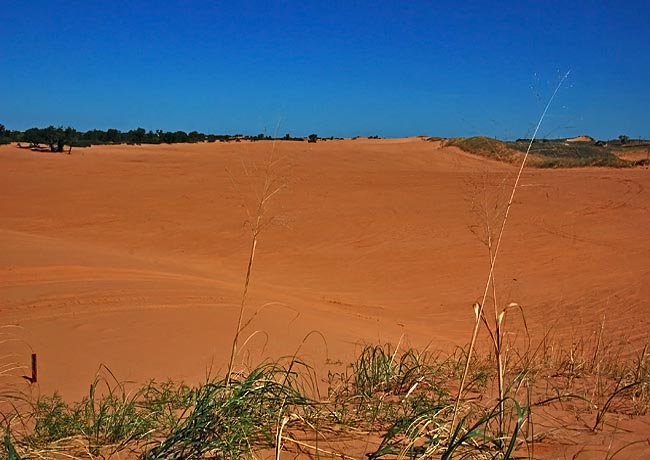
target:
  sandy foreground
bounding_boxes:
[1,138,649,401]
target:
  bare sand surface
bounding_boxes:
[1,139,649,447]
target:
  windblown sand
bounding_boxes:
[1,138,649,402]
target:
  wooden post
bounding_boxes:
[31,353,37,384]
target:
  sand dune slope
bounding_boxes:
[1,139,649,400]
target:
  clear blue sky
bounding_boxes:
[2,1,648,139]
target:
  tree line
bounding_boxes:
[0,124,319,151]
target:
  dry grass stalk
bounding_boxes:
[451,70,572,431]
[226,140,287,387]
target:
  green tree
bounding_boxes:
[23,127,41,146]
[307,133,318,143]
[173,131,188,143]
[21,126,76,151]
[43,126,67,152]
[64,127,78,147]
[106,128,121,143]
[126,127,146,144]
[188,131,205,143]
[619,135,629,145]
[0,124,8,144]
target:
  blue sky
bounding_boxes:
[2,1,648,139]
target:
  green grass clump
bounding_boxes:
[509,139,629,167]
[445,136,638,167]
[145,362,309,460]
[445,137,523,164]
[2,372,194,458]
[2,340,650,460]
[351,345,440,397]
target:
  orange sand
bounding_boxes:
[1,138,649,403]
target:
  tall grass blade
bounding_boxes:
[452,70,572,428]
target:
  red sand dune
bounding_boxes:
[3,138,650,458]
[566,135,595,142]
[1,139,649,415]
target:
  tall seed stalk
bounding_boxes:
[451,70,571,431]
[226,141,286,387]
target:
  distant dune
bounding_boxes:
[566,134,595,142]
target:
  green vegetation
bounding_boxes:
[442,136,650,168]
[0,125,320,149]
[0,125,11,145]
[508,139,628,168]
[148,362,311,460]
[2,338,649,459]
[445,137,523,164]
